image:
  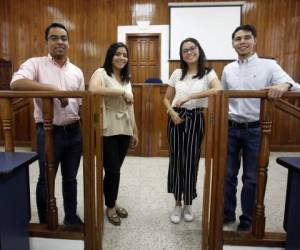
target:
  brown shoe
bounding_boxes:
[106,210,121,226]
[116,206,128,218]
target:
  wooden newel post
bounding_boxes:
[42,98,58,229]
[252,98,273,238]
[0,98,14,152]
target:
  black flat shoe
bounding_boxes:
[237,223,251,232]
[116,206,128,218]
[107,210,121,226]
[64,214,83,225]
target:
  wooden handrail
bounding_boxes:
[226,90,300,98]
[274,99,300,119]
[0,91,102,250]
[0,90,87,98]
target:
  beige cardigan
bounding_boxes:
[89,68,134,136]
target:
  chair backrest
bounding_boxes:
[144,78,163,84]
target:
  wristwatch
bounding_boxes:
[287,83,293,91]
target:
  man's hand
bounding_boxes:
[49,85,69,108]
[263,84,290,99]
[58,97,69,107]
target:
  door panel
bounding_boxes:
[127,35,160,83]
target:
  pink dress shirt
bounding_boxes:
[11,55,85,125]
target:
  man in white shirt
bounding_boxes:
[221,24,297,231]
[11,22,84,225]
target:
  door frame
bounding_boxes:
[118,25,169,82]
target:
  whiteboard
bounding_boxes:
[170,5,241,60]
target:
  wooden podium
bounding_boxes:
[276,157,300,250]
[0,152,37,250]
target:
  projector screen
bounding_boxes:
[169,5,242,60]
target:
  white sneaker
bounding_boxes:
[183,205,194,222]
[170,206,182,224]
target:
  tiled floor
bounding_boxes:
[26,151,297,249]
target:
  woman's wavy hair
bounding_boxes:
[102,42,130,83]
[179,37,211,80]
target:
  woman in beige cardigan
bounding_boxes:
[89,42,138,226]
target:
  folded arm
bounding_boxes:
[88,70,133,103]
[174,78,223,107]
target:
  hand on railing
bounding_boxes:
[263,83,290,99]
[57,97,69,108]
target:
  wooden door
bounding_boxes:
[127,34,160,83]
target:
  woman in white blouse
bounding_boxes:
[163,38,222,224]
[89,42,138,226]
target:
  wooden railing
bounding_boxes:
[1,90,299,249]
[0,91,103,250]
[202,91,300,250]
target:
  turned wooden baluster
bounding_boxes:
[42,98,58,229]
[94,94,104,237]
[207,92,229,250]
[252,98,273,238]
[0,98,14,152]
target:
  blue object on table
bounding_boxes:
[0,152,38,250]
[144,78,163,84]
[276,157,300,250]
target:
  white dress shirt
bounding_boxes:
[222,53,296,122]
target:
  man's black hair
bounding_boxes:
[45,22,69,41]
[232,24,257,40]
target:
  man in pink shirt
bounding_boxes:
[11,23,84,225]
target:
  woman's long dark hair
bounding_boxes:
[102,42,130,83]
[179,37,211,80]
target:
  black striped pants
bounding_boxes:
[167,107,204,205]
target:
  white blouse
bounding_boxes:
[89,68,134,137]
[168,68,218,109]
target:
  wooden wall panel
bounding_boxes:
[128,85,142,155]
[152,85,169,156]
[270,98,300,151]
[0,99,32,146]
[129,84,168,156]
[1,0,299,83]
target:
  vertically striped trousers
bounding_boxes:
[167,107,205,205]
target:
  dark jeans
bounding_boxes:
[103,135,131,208]
[36,122,82,223]
[224,126,261,227]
